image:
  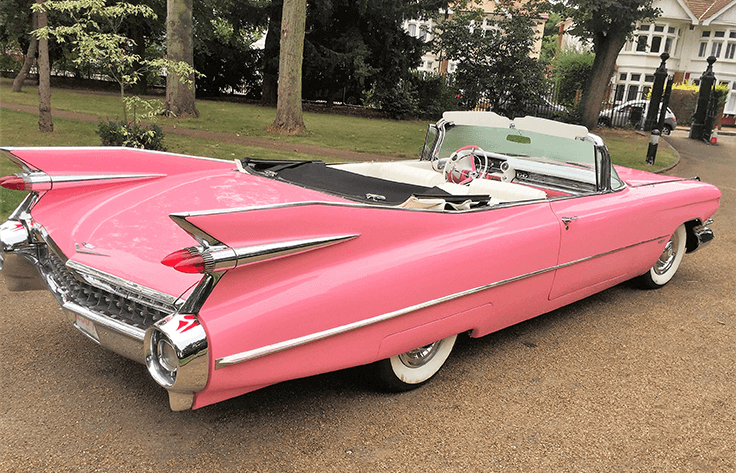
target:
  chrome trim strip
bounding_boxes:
[0,146,228,163]
[209,234,361,271]
[215,234,669,368]
[170,197,545,220]
[66,260,182,311]
[63,300,146,341]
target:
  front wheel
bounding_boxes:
[638,224,686,289]
[371,334,457,392]
[662,124,672,135]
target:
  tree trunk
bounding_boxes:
[36,1,53,133]
[269,0,306,135]
[164,0,199,118]
[260,6,281,106]
[12,12,39,93]
[578,32,627,130]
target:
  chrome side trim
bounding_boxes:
[0,146,228,163]
[8,171,166,191]
[215,234,669,369]
[206,234,361,272]
[169,197,545,220]
[66,260,182,312]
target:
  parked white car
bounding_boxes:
[598,100,677,134]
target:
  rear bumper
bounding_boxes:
[1,201,179,364]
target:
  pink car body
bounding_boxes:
[0,112,720,410]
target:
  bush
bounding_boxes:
[410,72,460,121]
[0,53,22,73]
[552,50,595,106]
[97,119,166,151]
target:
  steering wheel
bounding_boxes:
[443,145,488,184]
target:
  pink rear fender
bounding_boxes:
[184,202,562,406]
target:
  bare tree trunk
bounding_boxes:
[578,33,627,130]
[269,0,306,135]
[36,1,53,132]
[164,0,199,118]
[260,10,281,106]
[12,12,39,93]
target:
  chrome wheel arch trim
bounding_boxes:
[214,233,672,369]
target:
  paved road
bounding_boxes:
[1,135,734,472]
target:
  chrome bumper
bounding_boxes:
[688,219,715,253]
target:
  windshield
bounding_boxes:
[430,123,623,192]
[437,124,596,164]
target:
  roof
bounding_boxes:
[682,0,736,22]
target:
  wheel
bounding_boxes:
[638,224,686,289]
[371,334,457,392]
[597,117,611,128]
[443,146,488,184]
[661,124,672,135]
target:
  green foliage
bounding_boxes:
[96,118,166,150]
[552,50,595,106]
[193,0,267,97]
[364,80,419,120]
[436,3,548,117]
[32,0,198,122]
[672,83,730,107]
[0,53,22,72]
[410,71,460,121]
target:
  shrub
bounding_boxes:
[410,71,460,121]
[552,50,595,106]
[0,53,22,73]
[97,119,166,151]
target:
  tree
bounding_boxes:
[556,0,660,129]
[268,0,306,135]
[164,0,198,117]
[3,0,37,92]
[437,3,548,117]
[36,0,52,132]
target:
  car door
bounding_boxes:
[547,189,646,300]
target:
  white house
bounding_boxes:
[614,0,736,117]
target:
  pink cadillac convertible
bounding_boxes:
[0,112,720,411]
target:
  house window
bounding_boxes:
[615,84,625,101]
[632,22,679,56]
[702,31,711,38]
[699,42,708,57]
[651,36,662,53]
[627,85,639,101]
[711,42,723,58]
[620,73,628,81]
[408,24,417,37]
[726,42,736,60]
[636,36,648,51]
[714,31,725,38]
[630,74,641,82]
[645,75,655,83]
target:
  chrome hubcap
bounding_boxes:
[654,239,677,275]
[398,341,441,368]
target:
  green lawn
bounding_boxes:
[1,80,678,220]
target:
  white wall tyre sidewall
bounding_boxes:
[649,224,686,286]
[388,334,457,385]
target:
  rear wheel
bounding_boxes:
[638,224,686,289]
[662,124,673,135]
[372,334,457,392]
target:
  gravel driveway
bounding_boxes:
[1,133,734,472]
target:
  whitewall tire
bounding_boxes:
[372,334,457,392]
[639,224,687,289]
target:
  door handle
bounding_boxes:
[561,216,579,230]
